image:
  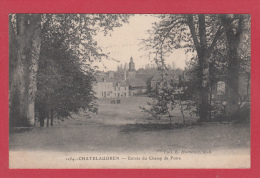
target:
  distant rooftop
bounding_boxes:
[127,78,147,88]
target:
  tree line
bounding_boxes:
[140,14,251,123]
[9,14,251,127]
[9,14,130,127]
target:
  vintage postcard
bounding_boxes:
[9,13,251,169]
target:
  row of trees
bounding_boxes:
[9,14,130,127]
[141,14,251,122]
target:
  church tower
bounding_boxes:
[129,56,135,71]
[128,56,136,79]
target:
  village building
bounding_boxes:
[93,56,183,98]
[93,77,129,98]
[113,80,129,98]
[93,77,114,98]
[150,72,178,89]
[127,78,147,96]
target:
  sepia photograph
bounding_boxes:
[9,14,251,169]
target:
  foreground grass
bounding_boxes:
[9,97,250,153]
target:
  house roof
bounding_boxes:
[113,80,128,87]
[135,74,155,83]
[151,72,175,81]
[127,78,147,87]
[151,73,163,81]
[95,77,114,83]
[94,75,129,87]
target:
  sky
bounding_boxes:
[93,14,189,71]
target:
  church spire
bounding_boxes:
[129,56,135,71]
[130,56,133,63]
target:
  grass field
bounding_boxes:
[9,97,250,153]
[88,96,198,125]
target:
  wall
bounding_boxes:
[94,82,129,98]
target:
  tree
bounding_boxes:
[9,14,42,127]
[140,14,225,122]
[9,14,130,127]
[36,32,98,127]
[220,14,251,117]
[140,61,178,123]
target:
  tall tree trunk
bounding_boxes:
[220,15,244,117]
[50,109,54,126]
[47,117,49,127]
[179,100,185,124]
[9,14,42,127]
[27,23,41,125]
[226,45,239,116]
[38,103,46,127]
[9,15,18,127]
[187,14,210,122]
[39,113,45,127]
[198,14,210,122]
[9,14,31,127]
